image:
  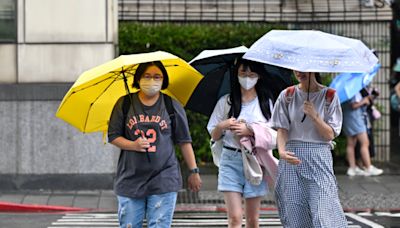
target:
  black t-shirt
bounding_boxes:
[108,92,192,198]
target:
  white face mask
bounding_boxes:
[139,80,162,96]
[238,76,258,90]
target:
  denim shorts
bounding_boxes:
[218,148,267,198]
[117,192,177,228]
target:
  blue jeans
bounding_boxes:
[117,192,178,228]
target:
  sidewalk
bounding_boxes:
[1,163,400,213]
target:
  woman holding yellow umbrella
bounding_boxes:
[108,61,202,228]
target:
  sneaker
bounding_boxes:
[347,167,366,176]
[364,165,383,176]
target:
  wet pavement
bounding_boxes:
[1,163,400,227]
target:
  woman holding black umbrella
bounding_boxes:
[271,71,347,227]
[207,58,276,228]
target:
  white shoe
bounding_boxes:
[347,167,366,176]
[364,165,383,176]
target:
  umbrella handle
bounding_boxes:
[301,113,306,122]
[301,73,311,123]
[145,148,151,162]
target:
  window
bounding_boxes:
[0,0,16,42]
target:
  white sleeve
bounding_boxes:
[207,95,229,135]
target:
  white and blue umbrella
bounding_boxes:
[243,30,378,73]
[329,63,380,103]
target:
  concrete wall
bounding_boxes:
[0,0,119,190]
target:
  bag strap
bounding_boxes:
[122,94,131,138]
[325,88,335,106]
[122,94,131,119]
[285,85,296,105]
[163,93,176,144]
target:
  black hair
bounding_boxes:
[229,58,274,119]
[315,72,322,84]
[132,61,169,90]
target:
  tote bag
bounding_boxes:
[210,95,230,167]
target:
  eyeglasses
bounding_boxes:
[142,74,163,81]
[238,72,258,78]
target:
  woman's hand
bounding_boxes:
[129,137,150,152]
[230,120,252,137]
[187,173,202,192]
[362,96,371,106]
[218,117,237,131]
[303,101,319,121]
[279,151,301,165]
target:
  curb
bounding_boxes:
[2,201,400,214]
[0,201,90,213]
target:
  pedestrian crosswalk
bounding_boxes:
[47,211,385,228]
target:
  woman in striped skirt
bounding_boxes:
[270,71,348,228]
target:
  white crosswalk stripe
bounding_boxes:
[47,211,384,228]
[357,211,400,218]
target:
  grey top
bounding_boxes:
[108,92,192,198]
[207,94,271,149]
[271,85,342,144]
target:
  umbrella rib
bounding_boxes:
[57,71,126,116]
[59,67,135,112]
[73,64,138,94]
[81,64,137,131]
[82,75,121,132]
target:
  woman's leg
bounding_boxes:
[224,192,243,228]
[244,196,262,228]
[146,192,177,228]
[355,132,371,168]
[346,135,357,168]
[117,195,146,228]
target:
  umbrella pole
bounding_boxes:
[301,73,311,122]
[122,71,151,163]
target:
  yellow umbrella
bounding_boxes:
[56,51,203,134]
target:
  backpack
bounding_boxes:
[122,93,176,143]
[284,86,335,123]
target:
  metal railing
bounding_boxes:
[119,0,392,22]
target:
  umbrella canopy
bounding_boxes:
[243,30,378,73]
[56,51,203,133]
[186,46,293,116]
[329,63,380,103]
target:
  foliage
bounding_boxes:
[119,22,286,162]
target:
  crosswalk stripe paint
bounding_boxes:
[345,213,385,228]
[48,212,385,228]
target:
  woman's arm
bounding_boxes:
[210,117,237,140]
[180,142,202,192]
[277,128,301,165]
[110,136,149,152]
[303,101,335,141]
[350,96,371,109]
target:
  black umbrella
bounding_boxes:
[186,46,293,116]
